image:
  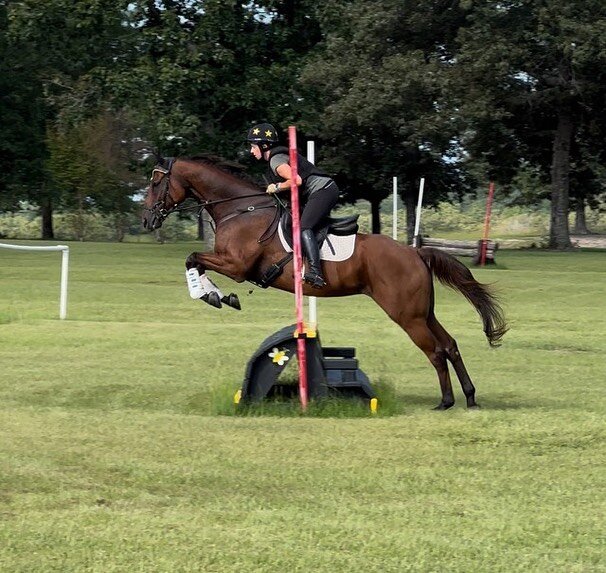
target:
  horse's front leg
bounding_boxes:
[185,251,246,310]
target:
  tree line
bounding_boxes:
[1,0,605,248]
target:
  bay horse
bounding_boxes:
[142,155,507,410]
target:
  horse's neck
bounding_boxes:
[181,162,264,222]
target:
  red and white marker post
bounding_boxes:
[479,181,496,266]
[288,126,308,410]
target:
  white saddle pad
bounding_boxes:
[278,222,356,262]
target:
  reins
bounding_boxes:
[171,191,273,214]
[174,192,279,241]
[146,160,283,243]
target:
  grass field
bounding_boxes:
[1,241,605,572]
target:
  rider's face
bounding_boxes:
[250,144,262,160]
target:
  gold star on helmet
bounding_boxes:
[265,130,273,138]
[252,127,260,135]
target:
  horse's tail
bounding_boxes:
[418,247,508,347]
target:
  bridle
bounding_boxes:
[143,159,280,241]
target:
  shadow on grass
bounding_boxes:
[480,401,528,410]
[393,393,439,409]
[396,393,532,411]
[477,394,539,410]
[0,308,21,324]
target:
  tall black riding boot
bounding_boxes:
[301,229,326,288]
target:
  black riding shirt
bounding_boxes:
[266,146,331,196]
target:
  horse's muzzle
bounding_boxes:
[142,209,164,231]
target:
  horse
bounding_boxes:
[142,155,508,410]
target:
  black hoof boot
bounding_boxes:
[202,292,222,309]
[221,293,241,310]
[433,401,454,411]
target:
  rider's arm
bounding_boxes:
[266,162,303,194]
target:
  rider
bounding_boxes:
[246,122,340,288]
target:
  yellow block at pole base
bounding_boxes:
[233,389,242,405]
[293,325,317,338]
[370,398,378,414]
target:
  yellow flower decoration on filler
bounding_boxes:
[268,347,289,366]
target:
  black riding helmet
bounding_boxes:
[246,123,279,151]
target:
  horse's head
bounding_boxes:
[141,158,187,231]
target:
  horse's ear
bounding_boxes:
[152,150,165,165]
[157,154,176,170]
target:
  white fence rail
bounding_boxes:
[0,242,69,319]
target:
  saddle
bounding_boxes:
[279,211,359,252]
[255,211,359,289]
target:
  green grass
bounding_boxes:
[1,241,605,572]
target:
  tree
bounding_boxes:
[454,0,606,249]
[46,111,140,241]
[0,3,49,227]
[109,0,322,160]
[296,0,472,238]
[4,0,134,237]
[4,0,326,238]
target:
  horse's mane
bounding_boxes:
[187,154,261,187]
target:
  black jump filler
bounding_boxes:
[235,324,377,411]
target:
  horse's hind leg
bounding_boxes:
[364,248,455,410]
[401,318,456,410]
[428,315,478,409]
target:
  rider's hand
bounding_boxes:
[266,183,280,194]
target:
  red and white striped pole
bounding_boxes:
[288,126,308,410]
[480,181,495,266]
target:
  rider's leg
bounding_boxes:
[300,229,325,288]
[300,184,340,288]
[299,183,340,230]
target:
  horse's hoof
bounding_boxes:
[202,292,222,309]
[221,293,241,310]
[467,403,480,410]
[433,402,454,411]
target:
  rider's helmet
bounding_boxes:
[246,123,279,151]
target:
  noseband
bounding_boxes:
[143,159,175,224]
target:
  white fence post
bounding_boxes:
[306,140,318,331]
[392,177,398,240]
[413,178,425,247]
[59,247,69,319]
